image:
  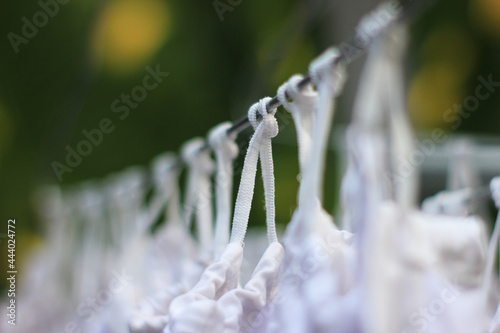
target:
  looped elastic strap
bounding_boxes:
[309,47,346,96]
[342,25,412,236]
[446,139,480,191]
[109,168,147,237]
[298,48,346,213]
[277,75,304,110]
[181,138,215,251]
[278,75,318,176]
[230,97,279,246]
[208,122,239,258]
[248,97,278,131]
[146,153,182,231]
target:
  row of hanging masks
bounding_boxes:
[7,23,500,333]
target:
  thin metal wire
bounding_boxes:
[181,0,429,164]
[225,75,313,136]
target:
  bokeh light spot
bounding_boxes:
[408,62,465,129]
[408,26,477,130]
[421,26,477,80]
[92,0,171,75]
[470,0,500,38]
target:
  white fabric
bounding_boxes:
[239,227,276,285]
[268,205,356,333]
[217,241,284,333]
[182,138,216,253]
[268,49,357,333]
[132,122,240,333]
[277,74,316,171]
[147,154,191,289]
[165,98,283,333]
[165,243,244,333]
[213,98,283,331]
[341,26,496,333]
[301,47,346,211]
[17,16,500,333]
[362,201,491,333]
[488,179,500,333]
[150,153,183,228]
[486,178,500,303]
[421,188,475,217]
[446,139,482,191]
[422,140,485,218]
[231,97,279,245]
[129,156,203,333]
[208,122,239,259]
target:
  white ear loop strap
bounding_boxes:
[166,167,182,225]
[144,154,181,233]
[208,122,239,258]
[298,47,346,212]
[230,97,279,246]
[259,104,279,244]
[342,34,392,236]
[278,75,318,176]
[383,26,416,210]
[109,169,147,244]
[182,139,215,251]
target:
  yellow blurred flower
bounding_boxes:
[92,0,171,75]
[408,62,465,129]
[408,26,477,129]
[470,0,500,38]
[420,25,477,80]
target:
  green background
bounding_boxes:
[0,0,499,292]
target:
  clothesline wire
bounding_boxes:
[171,0,429,168]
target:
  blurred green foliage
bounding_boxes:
[0,0,499,293]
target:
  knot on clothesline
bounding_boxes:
[108,167,146,201]
[356,1,401,49]
[208,122,239,161]
[152,152,178,188]
[309,47,346,96]
[248,97,279,138]
[181,138,215,175]
[277,74,317,111]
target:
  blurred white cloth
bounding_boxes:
[269,49,357,333]
[165,97,283,333]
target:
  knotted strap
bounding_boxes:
[143,153,182,232]
[208,122,239,258]
[277,74,318,176]
[181,139,215,251]
[296,47,346,214]
[230,97,279,246]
